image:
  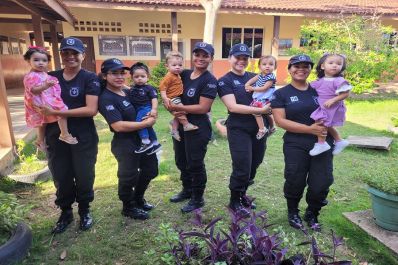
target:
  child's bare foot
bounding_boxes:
[171,130,181,141]
[59,134,78,144]
[267,127,276,136]
[256,128,268,140]
[183,123,198,131]
[35,141,48,152]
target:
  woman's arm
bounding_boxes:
[273,108,327,137]
[220,94,271,115]
[324,91,349,108]
[110,116,156,133]
[38,95,98,117]
[168,96,214,114]
[249,80,274,93]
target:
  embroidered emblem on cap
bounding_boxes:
[113,59,122,64]
[299,55,306,60]
[239,46,246,51]
[199,43,206,47]
[66,39,75,45]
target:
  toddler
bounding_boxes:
[159,51,198,141]
[309,53,351,156]
[130,62,162,154]
[23,46,77,151]
[245,55,277,139]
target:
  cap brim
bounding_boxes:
[60,46,84,53]
[230,52,251,57]
[192,48,212,55]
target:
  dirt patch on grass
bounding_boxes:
[350,82,398,100]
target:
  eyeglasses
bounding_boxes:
[107,71,127,77]
[60,50,80,56]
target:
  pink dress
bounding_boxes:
[310,77,351,127]
[24,71,68,128]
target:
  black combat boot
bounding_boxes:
[52,208,73,234]
[181,189,204,213]
[241,191,256,209]
[122,201,149,220]
[303,209,321,232]
[170,188,192,203]
[287,209,304,230]
[229,191,250,218]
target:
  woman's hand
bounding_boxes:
[324,98,336,108]
[309,121,327,137]
[173,111,187,118]
[34,105,56,116]
[168,102,180,112]
[260,104,272,115]
[149,109,158,118]
[142,116,156,127]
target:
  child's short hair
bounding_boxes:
[258,55,277,68]
[316,53,346,78]
[165,51,183,64]
[23,46,51,61]
[130,62,150,75]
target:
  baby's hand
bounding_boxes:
[45,79,58,88]
[149,109,158,118]
[323,99,336,108]
[245,85,254,92]
[163,98,171,109]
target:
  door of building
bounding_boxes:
[160,39,184,61]
[190,39,202,69]
[73,36,96,72]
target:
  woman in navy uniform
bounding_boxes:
[217,43,271,217]
[271,55,333,231]
[98,58,158,220]
[39,37,100,233]
[167,42,218,213]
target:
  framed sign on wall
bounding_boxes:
[98,35,127,56]
[129,36,156,56]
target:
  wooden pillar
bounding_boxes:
[200,0,221,45]
[50,23,61,69]
[32,14,44,47]
[171,12,178,52]
[271,16,280,59]
[0,60,15,148]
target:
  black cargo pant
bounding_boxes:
[46,122,98,213]
[283,135,334,213]
[111,136,158,205]
[227,125,266,192]
[173,118,211,192]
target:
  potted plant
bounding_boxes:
[362,169,398,231]
[0,191,32,264]
[7,140,51,184]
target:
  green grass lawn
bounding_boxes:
[3,97,398,265]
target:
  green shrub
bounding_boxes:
[13,140,46,175]
[289,15,398,94]
[148,61,168,88]
[0,191,29,233]
[362,169,398,196]
[391,116,398,127]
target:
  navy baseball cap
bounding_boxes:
[60,37,85,53]
[101,58,130,73]
[288,54,314,68]
[229,43,251,57]
[192,42,214,56]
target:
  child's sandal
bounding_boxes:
[256,128,268,140]
[183,123,198,132]
[35,141,48,152]
[171,130,181,141]
[267,127,276,136]
[59,134,78,145]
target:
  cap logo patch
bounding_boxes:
[239,46,246,51]
[199,43,206,47]
[66,39,75,45]
[113,59,122,64]
[299,55,306,60]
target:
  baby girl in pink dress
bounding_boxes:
[23,46,77,150]
[309,53,351,156]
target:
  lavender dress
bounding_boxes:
[310,77,351,127]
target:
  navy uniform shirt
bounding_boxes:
[98,88,140,142]
[217,71,263,129]
[130,84,158,107]
[180,70,217,123]
[271,84,319,141]
[49,69,100,128]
